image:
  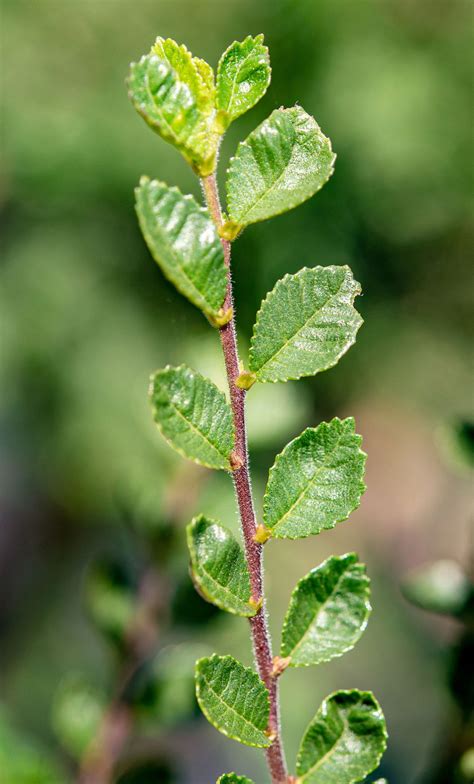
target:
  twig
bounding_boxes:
[201,173,289,784]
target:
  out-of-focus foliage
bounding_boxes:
[1,0,472,782]
[0,706,65,784]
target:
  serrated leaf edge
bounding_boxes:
[149,364,235,471]
[135,176,227,318]
[280,553,372,666]
[195,654,271,748]
[226,106,336,230]
[216,33,271,120]
[186,515,256,617]
[296,689,388,780]
[263,417,367,540]
[248,265,363,383]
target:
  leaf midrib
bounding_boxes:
[224,44,260,115]
[142,188,218,314]
[165,390,230,467]
[231,114,296,224]
[143,57,210,167]
[268,427,347,533]
[300,718,348,781]
[252,275,349,376]
[196,549,252,612]
[200,671,268,742]
[287,565,353,658]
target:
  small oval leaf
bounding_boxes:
[216,34,271,129]
[225,106,335,234]
[281,553,371,666]
[128,40,219,175]
[136,178,227,319]
[249,266,363,383]
[149,365,234,470]
[217,776,255,784]
[263,417,366,539]
[195,654,271,748]
[296,690,387,784]
[187,516,256,617]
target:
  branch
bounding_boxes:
[201,173,289,784]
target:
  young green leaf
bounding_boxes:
[135,177,227,319]
[280,553,371,666]
[187,515,256,617]
[296,690,387,784]
[217,776,255,784]
[263,417,366,539]
[249,266,362,383]
[216,34,271,130]
[128,39,219,175]
[195,654,271,748]
[152,37,215,111]
[224,106,335,238]
[149,365,234,470]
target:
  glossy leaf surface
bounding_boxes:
[149,365,234,470]
[225,106,335,235]
[128,38,219,175]
[281,553,371,666]
[136,178,227,319]
[249,266,362,382]
[296,690,387,784]
[216,35,270,128]
[195,655,270,747]
[187,515,256,616]
[263,417,366,539]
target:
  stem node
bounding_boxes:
[253,524,272,544]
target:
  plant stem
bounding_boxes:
[201,173,288,784]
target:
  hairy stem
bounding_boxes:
[201,173,288,784]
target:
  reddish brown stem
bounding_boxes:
[201,173,288,784]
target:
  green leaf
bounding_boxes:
[281,553,371,666]
[195,654,271,748]
[217,776,255,784]
[249,266,362,383]
[296,690,387,784]
[149,365,234,470]
[402,559,474,618]
[187,515,256,617]
[152,37,215,112]
[216,34,271,129]
[135,178,227,320]
[263,417,366,539]
[224,106,335,237]
[128,38,219,176]
[51,675,105,760]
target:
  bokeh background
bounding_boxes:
[1,0,473,782]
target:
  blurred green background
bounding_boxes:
[1,0,473,782]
